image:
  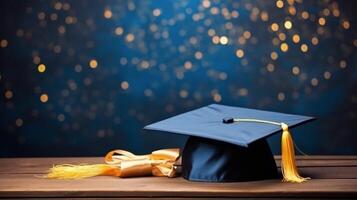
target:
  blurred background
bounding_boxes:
[0,0,356,157]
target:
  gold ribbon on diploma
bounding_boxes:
[45,148,180,179]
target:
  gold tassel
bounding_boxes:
[280,123,310,183]
[45,164,120,179]
[233,119,310,183]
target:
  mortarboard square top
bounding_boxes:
[144,104,315,147]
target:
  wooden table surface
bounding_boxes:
[0,156,357,199]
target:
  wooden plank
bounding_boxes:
[0,174,357,198]
[0,156,356,198]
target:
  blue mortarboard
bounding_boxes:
[144,104,315,182]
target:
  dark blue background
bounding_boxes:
[0,0,356,157]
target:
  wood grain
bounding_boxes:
[0,156,356,198]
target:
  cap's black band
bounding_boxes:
[222,117,234,124]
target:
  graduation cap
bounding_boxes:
[144,104,315,183]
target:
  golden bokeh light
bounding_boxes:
[284,20,293,29]
[292,34,300,43]
[280,43,289,52]
[292,66,300,75]
[342,20,350,29]
[219,36,229,45]
[37,64,46,73]
[271,23,279,31]
[104,9,112,19]
[270,51,278,60]
[277,92,285,101]
[276,0,284,8]
[311,37,319,45]
[235,49,244,58]
[89,59,98,68]
[125,33,135,42]
[300,44,308,52]
[266,63,275,72]
[40,94,49,103]
[213,93,222,102]
[318,17,326,26]
[121,81,129,90]
[153,8,161,16]
[0,39,8,48]
[115,27,124,35]
[4,90,13,99]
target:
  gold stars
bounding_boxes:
[342,20,350,29]
[270,51,278,60]
[292,34,300,43]
[104,9,113,19]
[284,20,293,29]
[300,44,308,52]
[15,118,23,127]
[115,27,124,36]
[276,0,284,8]
[89,59,98,69]
[153,8,161,16]
[235,49,244,58]
[37,64,46,73]
[280,43,289,52]
[40,94,48,103]
[292,66,300,75]
[219,36,229,45]
[121,81,129,90]
[318,17,326,26]
[0,39,8,48]
[4,90,13,99]
[271,23,279,32]
[125,33,135,42]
